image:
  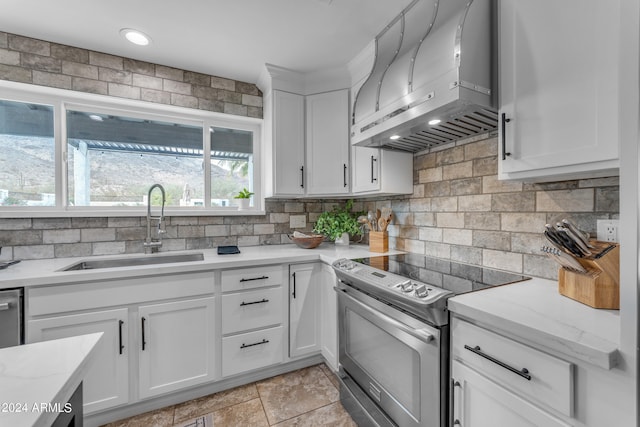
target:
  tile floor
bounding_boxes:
[102,364,357,427]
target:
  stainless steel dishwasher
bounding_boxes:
[0,288,23,348]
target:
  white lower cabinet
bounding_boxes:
[451,361,571,427]
[319,263,338,371]
[289,262,321,358]
[222,326,285,377]
[28,308,129,414]
[451,317,574,426]
[138,297,215,399]
[220,265,285,377]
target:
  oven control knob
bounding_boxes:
[399,281,414,293]
[415,284,429,298]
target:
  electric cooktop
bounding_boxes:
[353,253,530,296]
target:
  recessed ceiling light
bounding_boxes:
[120,28,151,46]
[428,119,441,125]
[88,114,103,121]
[390,135,401,140]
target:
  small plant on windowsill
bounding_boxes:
[313,199,362,246]
[234,188,254,209]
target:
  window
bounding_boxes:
[0,81,262,216]
[0,100,56,207]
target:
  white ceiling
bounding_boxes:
[0,0,413,84]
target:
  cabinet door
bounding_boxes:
[138,297,215,398]
[289,263,321,357]
[319,264,338,371]
[351,146,380,193]
[451,361,571,427]
[273,90,305,196]
[305,90,350,195]
[28,308,129,414]
[498,0,620,181]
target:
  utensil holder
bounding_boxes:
[558,241,619,309]
[369,231,388,253]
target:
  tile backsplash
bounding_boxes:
[364,136,619,280]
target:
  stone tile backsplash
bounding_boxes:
[364,136,619,280]
[0,32,262,118]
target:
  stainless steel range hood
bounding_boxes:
[351,0,497,153]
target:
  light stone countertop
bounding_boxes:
[0,333,102,427]
[0,244,620,373]
[0,243,402,290]
[448,278,620,370]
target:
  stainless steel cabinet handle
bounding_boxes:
[451,380,461,427]
[0,302,10,311]
[141,317,147,351]
[501,113,512,161]
[240,299,269,306]
[464,344,531,380]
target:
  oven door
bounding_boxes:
[336,282,444,427]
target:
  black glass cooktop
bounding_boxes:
[354,253,530,295]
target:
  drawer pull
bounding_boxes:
[240,298,269,307]
[464,345,531,380]
[240,339,269,349]
[141,317,147,351]
[118,320,125,355]
[240,275,269,283]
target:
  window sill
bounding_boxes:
[0,207,267,218]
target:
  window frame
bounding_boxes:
[0,80,263,217]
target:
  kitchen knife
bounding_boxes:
[541,246,587,273]
[557,224,591,256]
[561,218,594,249]
[544,224,583,257]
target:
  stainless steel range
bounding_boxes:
[332,254,529,427]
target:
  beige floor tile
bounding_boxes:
[101,406,175,427]
[173,383,259,423]
[212,398,269,427]
[256,365,339,425]
[318,363,340,390]
[272,402,357,427]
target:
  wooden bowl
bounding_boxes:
[289,234,325,249]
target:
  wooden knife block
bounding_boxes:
[369,231,388,253]
[558,242,619,309]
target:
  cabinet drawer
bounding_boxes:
[452,318,573,417]
[221,265,283,292]
[222,326,284,377]
[222,287,283,334]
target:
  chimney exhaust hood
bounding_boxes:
[351,0,497,153]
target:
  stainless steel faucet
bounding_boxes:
[144,184,166,254]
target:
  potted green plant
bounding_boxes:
[234,188,254,210]
[313,199,362,246]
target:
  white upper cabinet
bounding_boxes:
[305,90,350,196]
[271,90,305,196]
[351,146,413,195]
[266,89,349,197]
[498,0,621,181]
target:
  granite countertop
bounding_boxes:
[448,278,620,370]
[0,333,102,427]
[0,243,403,290]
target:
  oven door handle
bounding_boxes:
[335,286,434,343]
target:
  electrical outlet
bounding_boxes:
[597,219,619,242]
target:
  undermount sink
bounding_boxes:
[61,252,205,271]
